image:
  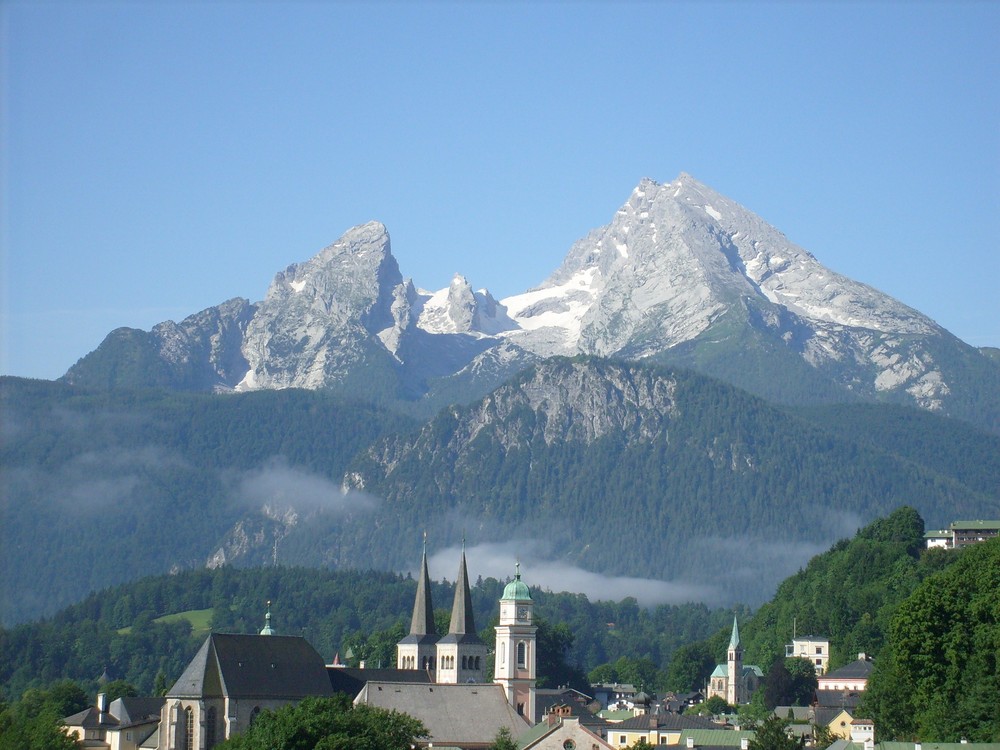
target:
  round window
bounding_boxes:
[563,741,576,750]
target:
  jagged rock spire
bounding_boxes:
[409,533,436,636]
[448,539,476,635]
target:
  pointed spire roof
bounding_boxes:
[448,542,477,635]
[728,616,741,650]
[409,533,436,637]
[260,600,275,635]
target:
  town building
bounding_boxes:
[817,655,874,693]
[785,635,830,675]
[64,693,164,750]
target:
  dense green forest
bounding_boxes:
[3,361,998,627]
[862,536,1000,742]
[0,565,737,704]
[347,359,999,600]
[0,378,416,624]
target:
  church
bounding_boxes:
[152,542,536,749]
[705,617,762,705]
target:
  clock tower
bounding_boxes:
[493,562,536,722]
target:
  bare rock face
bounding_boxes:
[237,221,407,390]
[499,174,951,409]
[65,175,998,426]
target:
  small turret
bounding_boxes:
[259,600,275,636]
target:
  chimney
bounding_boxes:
[686,738,695,749]
[740,738,749,750]
[915,744,922,750]
[96,693,108,715]
[858,652,867,661]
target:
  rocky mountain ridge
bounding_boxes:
[63,174,999,430]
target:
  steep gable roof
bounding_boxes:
[167,633,332,699]
[822,658,874,681]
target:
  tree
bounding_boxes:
[784,658,817,706]
[747,714,804,750]
[101,679,138,702]
[862,538,1000,741]
[665,641,715,692]
[217,695,427,750]
[763,657,816,709]
[704,695,731,715]
[812,724,837,750]
[628,740,655,750]
[487,726,518,750]
[0,685,84,750]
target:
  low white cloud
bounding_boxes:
[234,458,377,514]
[428,540,721,607]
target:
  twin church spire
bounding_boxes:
[396,537,486,682]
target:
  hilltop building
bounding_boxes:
[706,617,762,705]
[924,520,1000,549]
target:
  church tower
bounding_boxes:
[726,615,743,705]
[494,563,536,722]
[396,536,438,673]
[436,542,487,683]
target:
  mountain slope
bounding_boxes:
[62,175,1000,431]
[4,357,997,624]
[342,359,998,603]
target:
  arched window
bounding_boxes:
[205,706,217,750]
[184,706,194,750]
[475,656,481,670]
[249,706,261,727]
[499,642,506,664]
[517,641,526,667]
[461,655,467,670]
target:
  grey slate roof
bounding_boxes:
[823,658,875,681]
[355,681,530,746]
[64,697,165,730]
[167,633,333,699]
[327,666,432,697]
[815,689,863,709]
[614,712,720,731]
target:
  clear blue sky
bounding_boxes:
[3,1,998,380]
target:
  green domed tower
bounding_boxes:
[493,562,536,721]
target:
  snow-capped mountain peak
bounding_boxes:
[65,174,997,424]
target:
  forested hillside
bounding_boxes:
[0,565,737,704]
[862,536,1000,742]
[346,359,999,603]
[3,360,998,625]
[667,508,1000,741]
[0,378,416,624]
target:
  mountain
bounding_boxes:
[5,360,999,625]
[62,174,1000,431]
